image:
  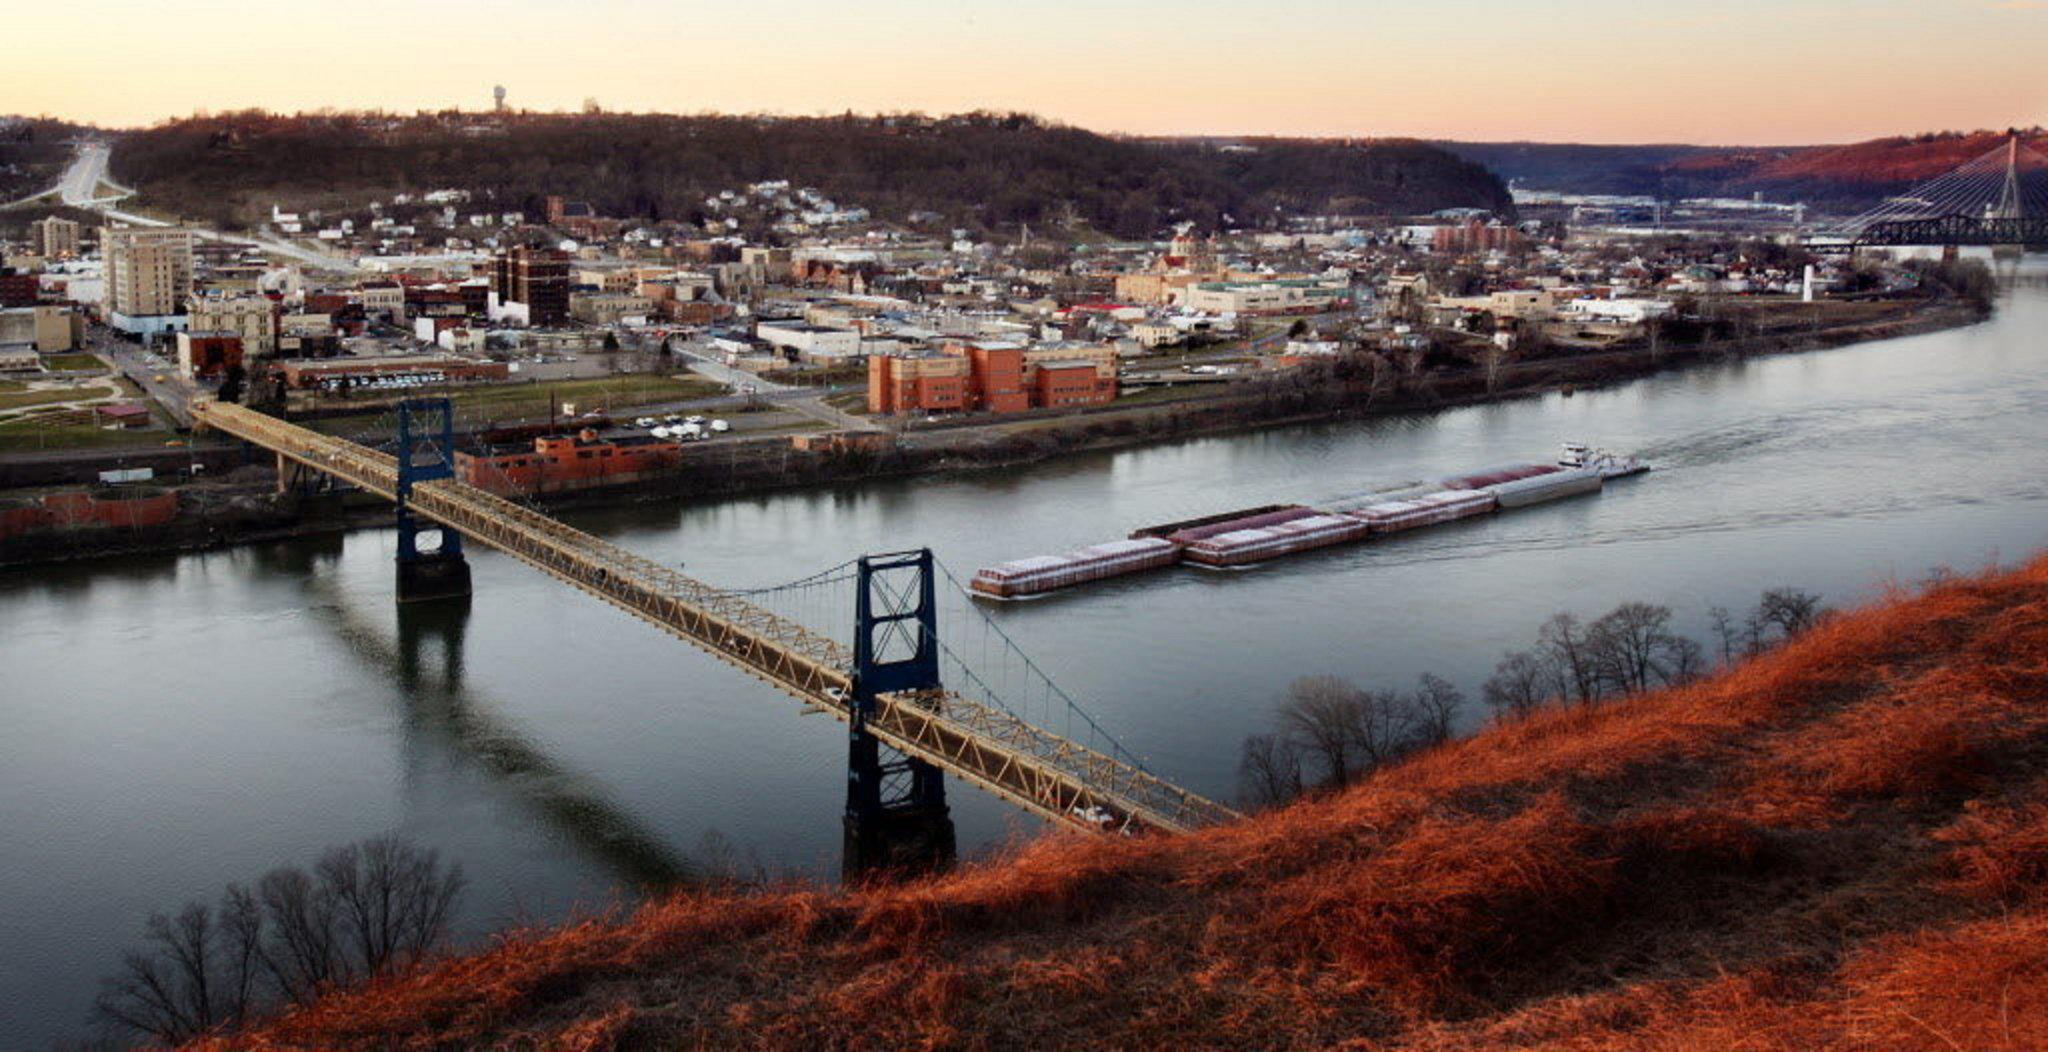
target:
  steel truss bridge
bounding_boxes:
[193,399,1237,839]
[1807,136,2048,251]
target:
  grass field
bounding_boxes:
[40,353,106,372]
[443,375,725,418]
[0,416,163,453]
[296,375,729,438]
[0,382,117,412]
[822,391,871,415]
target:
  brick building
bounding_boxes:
[868,340,1116,416]
[456,430,683,497]
[175,332,244,380]
[490,247,570,326]
[0,268,39,308]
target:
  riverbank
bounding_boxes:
[193,551,2048,1049]
[0,295,1985,569]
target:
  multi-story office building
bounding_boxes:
[186,292,277,357]
[101,227,194,331]
[30,217,81,259]
[489,247,570,326]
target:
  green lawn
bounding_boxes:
[444,375,725,417]
[0,417,163,453]
[297,375,728,436]
[41,353,106,372]
[0,382,116,411]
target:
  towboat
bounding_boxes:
[1560,442,1650,479]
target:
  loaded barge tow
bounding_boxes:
[969,443,1649,599]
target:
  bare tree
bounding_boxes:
[1708,605,1741,665]
[319,837,465,978]
[1278,675,1368,786]
[97,837,465,1045]
[1537,612,1605,704]
[1586,601,1680,694]
[1482,650,1550,720]
[1352,687,1425,771]
[1410,673,1462,748]
[1755,587,1826,638]
[95,901,256,1044]
[1665,635,1707,686]
[1237,733,1305,808]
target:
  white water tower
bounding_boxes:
[493,85,507,113]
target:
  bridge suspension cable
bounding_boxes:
[192,399,1239,835]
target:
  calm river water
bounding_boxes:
[6,255,2046,1044]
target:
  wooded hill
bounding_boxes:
[107,111,1513,237]
[1443,128,2048,209]
[0,116,87,203]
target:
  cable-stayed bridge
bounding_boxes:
[1807,136,2048,251]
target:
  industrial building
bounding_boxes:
[456,429,684,496]
[868,340,1116,416]
[275,354,509,390]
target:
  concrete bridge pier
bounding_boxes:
[842,748,955,879]
[396,542,471,603]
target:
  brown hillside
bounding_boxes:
[1748,130,2048,184]
[1670,130,2048,203]
[203,553,2048,1049]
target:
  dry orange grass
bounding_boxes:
[199,554,2048,1050]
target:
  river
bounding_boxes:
[5,255,2046,1045]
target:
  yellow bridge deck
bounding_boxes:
[194,401,1237,835]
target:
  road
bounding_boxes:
[95,334,199,427]
[17,140,360,273]
[669,341,880,432]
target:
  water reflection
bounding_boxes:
[305,579,698,890]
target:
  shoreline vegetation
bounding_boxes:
[0,294,1986,569]
[173,548,2048,1048]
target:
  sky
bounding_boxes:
[6,0,2045,144]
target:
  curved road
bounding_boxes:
[16,141,359,272]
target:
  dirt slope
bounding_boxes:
[207,553,2048,1049]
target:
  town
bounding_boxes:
[0,121,1987,552]
[6,0,2048,1044]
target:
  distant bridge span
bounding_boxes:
[193,400,1237,839]
[1808,136,2048,251]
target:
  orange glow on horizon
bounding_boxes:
[4,0,2043,145]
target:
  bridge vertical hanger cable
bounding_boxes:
[924,555,1163,778]
[196,401,1239,833]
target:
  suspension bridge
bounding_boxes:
[1807,135,2048,251]
[191,397,1238,854]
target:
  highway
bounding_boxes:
[16,140,361,273]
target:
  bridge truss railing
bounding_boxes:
[193,401,1237,835]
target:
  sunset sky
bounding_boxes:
[8,0,2044,144]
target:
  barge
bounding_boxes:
[1345,489,1498,534]
[1130,504,1297,540]
[969,442,1650,599]
[1487,465,1604,507]
[1182,514,1372,568]
[1438,462,1560,490]
[969,536,1182,598]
